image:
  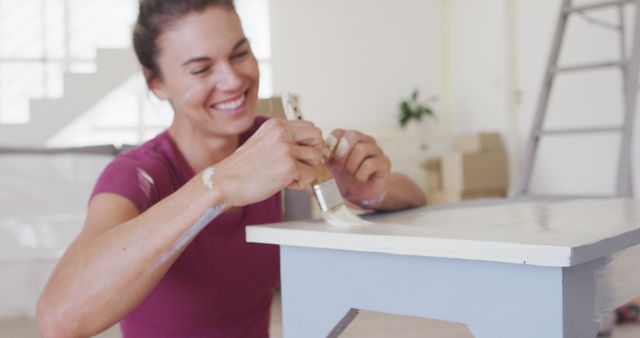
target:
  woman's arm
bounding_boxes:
[37,119,323,338]
[373,172,426,211]
[37,171,227,338]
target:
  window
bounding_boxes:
[0,0,137,124]
[0,0,273,147]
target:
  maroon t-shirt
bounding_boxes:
[90,116,281,338]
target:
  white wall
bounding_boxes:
[447,0,639,196]
[269,0,447,189]
[446,0,520,184]
[270,0,639,196]
[269,0,444,135]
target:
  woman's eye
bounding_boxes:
[191,66,210,75]
[231,51,250,60]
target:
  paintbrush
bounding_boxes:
[281,92,369,226]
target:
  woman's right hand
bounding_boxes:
[214,118,324,207]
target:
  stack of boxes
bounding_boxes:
[423,133,509,205]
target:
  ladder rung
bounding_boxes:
[553,61,623,73]
[525,194,618,199]
[537,127,623,136]
[566,0,635,14]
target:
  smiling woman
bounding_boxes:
[139,3,261,142]
[36,2,319,338]
[35,1,425,337]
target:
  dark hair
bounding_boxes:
[133,0,236,83]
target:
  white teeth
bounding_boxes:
[214,94,246,110]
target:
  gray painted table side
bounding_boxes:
[247,199,640,338]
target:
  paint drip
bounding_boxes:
[154,204,227,268]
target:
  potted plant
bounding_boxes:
[398,89,436,132]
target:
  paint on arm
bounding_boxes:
[153,166,228,267]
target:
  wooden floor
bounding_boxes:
[2,293,639,338]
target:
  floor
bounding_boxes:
[2,293,639,338]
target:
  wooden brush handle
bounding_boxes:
[314,163,334,185]
[281,92,336,186]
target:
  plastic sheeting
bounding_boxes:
[595,242,640,322]
[0,153,112,317]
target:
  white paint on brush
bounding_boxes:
[322,205,371,228]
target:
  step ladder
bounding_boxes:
[516,0,640,198]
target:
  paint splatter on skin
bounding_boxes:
[202,167,215,189]
[360,191,388,209]
[154,204,228,268]
[180,74,221,105]
[180,87,196,104]
[153,167,226,268]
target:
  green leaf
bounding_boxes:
[398,89,437,127]
[400,114,410,127]
[400,101,411,114]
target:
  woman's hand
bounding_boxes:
[324,129,391,208]
[214,118,324,207]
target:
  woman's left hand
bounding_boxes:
[324,129,391,208]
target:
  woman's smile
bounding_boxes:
[210,90,249,117]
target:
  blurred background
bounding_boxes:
[0,0,639,337]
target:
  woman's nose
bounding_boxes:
[214,62,242,91]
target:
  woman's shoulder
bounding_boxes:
[91,131,182,212]
[117,131,171,162]
[113,131,185,183]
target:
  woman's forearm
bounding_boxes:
[37,172,226,338]
[377,173,426,211]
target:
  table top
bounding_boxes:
[246,199,640,267]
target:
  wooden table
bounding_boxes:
[247,199,640,338]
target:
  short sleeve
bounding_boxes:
[255,115,271,125]
[239,115,272,144]
[90,156,158,213]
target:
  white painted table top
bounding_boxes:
[246,199,640,267]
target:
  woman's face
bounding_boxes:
[150,6,259,137]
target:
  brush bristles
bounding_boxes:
[322,205,371,227]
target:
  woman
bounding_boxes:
[37,0,426,337]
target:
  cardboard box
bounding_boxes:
[441,151,508,192]
[453,132,504,153]
[427,189,507,205]
[422,158,443,192]
[256,97,286,119]
[422,132,509,205]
